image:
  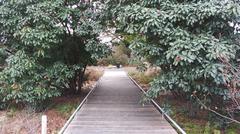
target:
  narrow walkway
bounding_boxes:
[64,69,177,134]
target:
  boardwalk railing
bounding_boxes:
[58,77,102,134]
[129,76,187,134]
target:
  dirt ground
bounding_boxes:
[0,96,85,134]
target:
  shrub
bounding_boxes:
[106,0,240,117]
[0,0,109,110]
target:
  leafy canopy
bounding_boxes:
[0,0,109,110]
[105,0,240,99]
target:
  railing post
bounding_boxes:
[41,115,47,134]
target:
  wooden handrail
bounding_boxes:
[128,76,187,134]
[58,77,102,134]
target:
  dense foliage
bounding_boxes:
[105,0,240,115]
[0,0,109,110]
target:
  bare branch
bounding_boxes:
[195,96,240,124]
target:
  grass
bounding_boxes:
[129,71,154,84]
[159,96,240,134]
[125,66,160,86]
[225,124,240,134]
[6,106,18,118]
[85,67,104,81]
[53,103,78,118]
[184,122,205,134]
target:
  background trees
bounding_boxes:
[0,0,109,110]
[97,44,131,66]
[105,0,240,123]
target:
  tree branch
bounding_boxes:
[195,96,240,124]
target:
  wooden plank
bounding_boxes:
[63,69,177,134]
[64,129,176,134]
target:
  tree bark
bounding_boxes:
[77,65,87,93]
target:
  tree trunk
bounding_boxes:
[68,70,78,94]
[75,65,87,93]
[78,65,87,92]
[220,129,225,134]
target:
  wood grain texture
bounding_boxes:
[63,69,177,134]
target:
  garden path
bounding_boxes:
[63,69,177,134]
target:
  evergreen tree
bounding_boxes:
[0,0,109,110]
[105,0,240,101]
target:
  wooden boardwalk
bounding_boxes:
[63,69,177,134]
